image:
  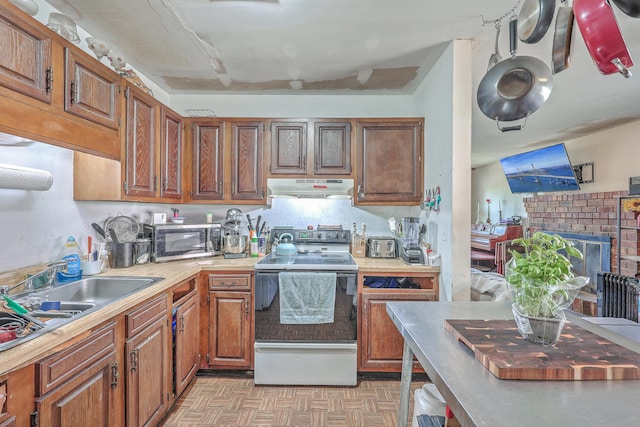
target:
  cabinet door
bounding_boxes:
[231,121,265,200]
[359,292,434,372]
[270,121,308,175]
[160,107,183,199]
[191,121,224,200]
[64,48,120,129]
[0,4,52,103]
[356,120,423,203]
[174,290,199,397]
[125,317,170,427]
[36,352,119,427]
[124,85,157,198]
[208,291,253,369]
[314,121,352,175]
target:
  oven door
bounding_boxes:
[253,270,357,385]
[254,271,356,341]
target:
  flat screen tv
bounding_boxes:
[500,143,581,194]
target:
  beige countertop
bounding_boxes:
[0,255,439,375]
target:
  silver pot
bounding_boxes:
[477,18,553,131]
[109,242,135,268]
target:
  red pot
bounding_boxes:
[574,0,634,77]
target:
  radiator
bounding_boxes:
[597,272,640,322]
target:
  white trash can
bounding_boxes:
[412,383,446,427]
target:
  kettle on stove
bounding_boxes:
[275,233,296,256]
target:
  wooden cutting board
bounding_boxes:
[444,319,640,380]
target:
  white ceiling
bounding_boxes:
[43,0,640,167]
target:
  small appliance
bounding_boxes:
[366,236,396,258]
[222,208,247,258]
[143,223,221,262]
[397,217,425,265]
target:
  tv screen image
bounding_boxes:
[500,143,580,194]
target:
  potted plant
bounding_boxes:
[505,232,589,345]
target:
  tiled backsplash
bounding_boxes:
[524,191,638,277]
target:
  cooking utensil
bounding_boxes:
[611,0,640,17]
[552,0,576,74]
[574,0,633,77]
[275,233,297,256]
[91,222,107,240]
[255,215,262,234]
[247,214,254,231]
[518,0,556,44]
[2,295,46,328]
[108,228,120,244]
[104,214,139,243]
[487,23,503,70]
[477,17,553,131]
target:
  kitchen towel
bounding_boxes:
[278,272,337,324]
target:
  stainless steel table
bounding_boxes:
[387,301,640,427]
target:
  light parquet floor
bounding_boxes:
[161,373,427,427]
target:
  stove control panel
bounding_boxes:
[272,228,350,244]
[294,230,350,243]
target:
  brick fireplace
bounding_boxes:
[524,191,639,278]
[522,191,640,316]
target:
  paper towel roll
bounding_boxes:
[0,163,53,191]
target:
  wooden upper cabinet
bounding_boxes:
[314,121,352,175]
[355,119,423,204]
[270,121,308,175]
[231,121,264,200]
[64,48,120,129]
[191,120,224,200]
[124,85,157,198]
[160,107,183,199]
[0,2,52,103]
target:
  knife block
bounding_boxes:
[351,241,366,258]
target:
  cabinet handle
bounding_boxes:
[46,67,53,93]
[70,81,78,104]
[130,349,138,372]
[245,300,249,318]
[179,315,185,333]
[111,362,119,387]
[357,183,364,200]
[162,176,167,191]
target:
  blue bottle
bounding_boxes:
[56,236,83,283]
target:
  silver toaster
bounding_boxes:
[366,236,397,258]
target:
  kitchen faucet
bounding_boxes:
[0,260,69,296]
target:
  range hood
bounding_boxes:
[267,178,354,199]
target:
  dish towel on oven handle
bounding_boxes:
[278,272,337,324]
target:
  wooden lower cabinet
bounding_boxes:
[125,295,171,427]
[35,323,121,427]
[173,287,200,397]
[359,292,435,372]
[204,273,254,369]
[358,270,438,372]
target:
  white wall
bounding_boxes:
[412,40,472,301]
[472,119,640,224]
